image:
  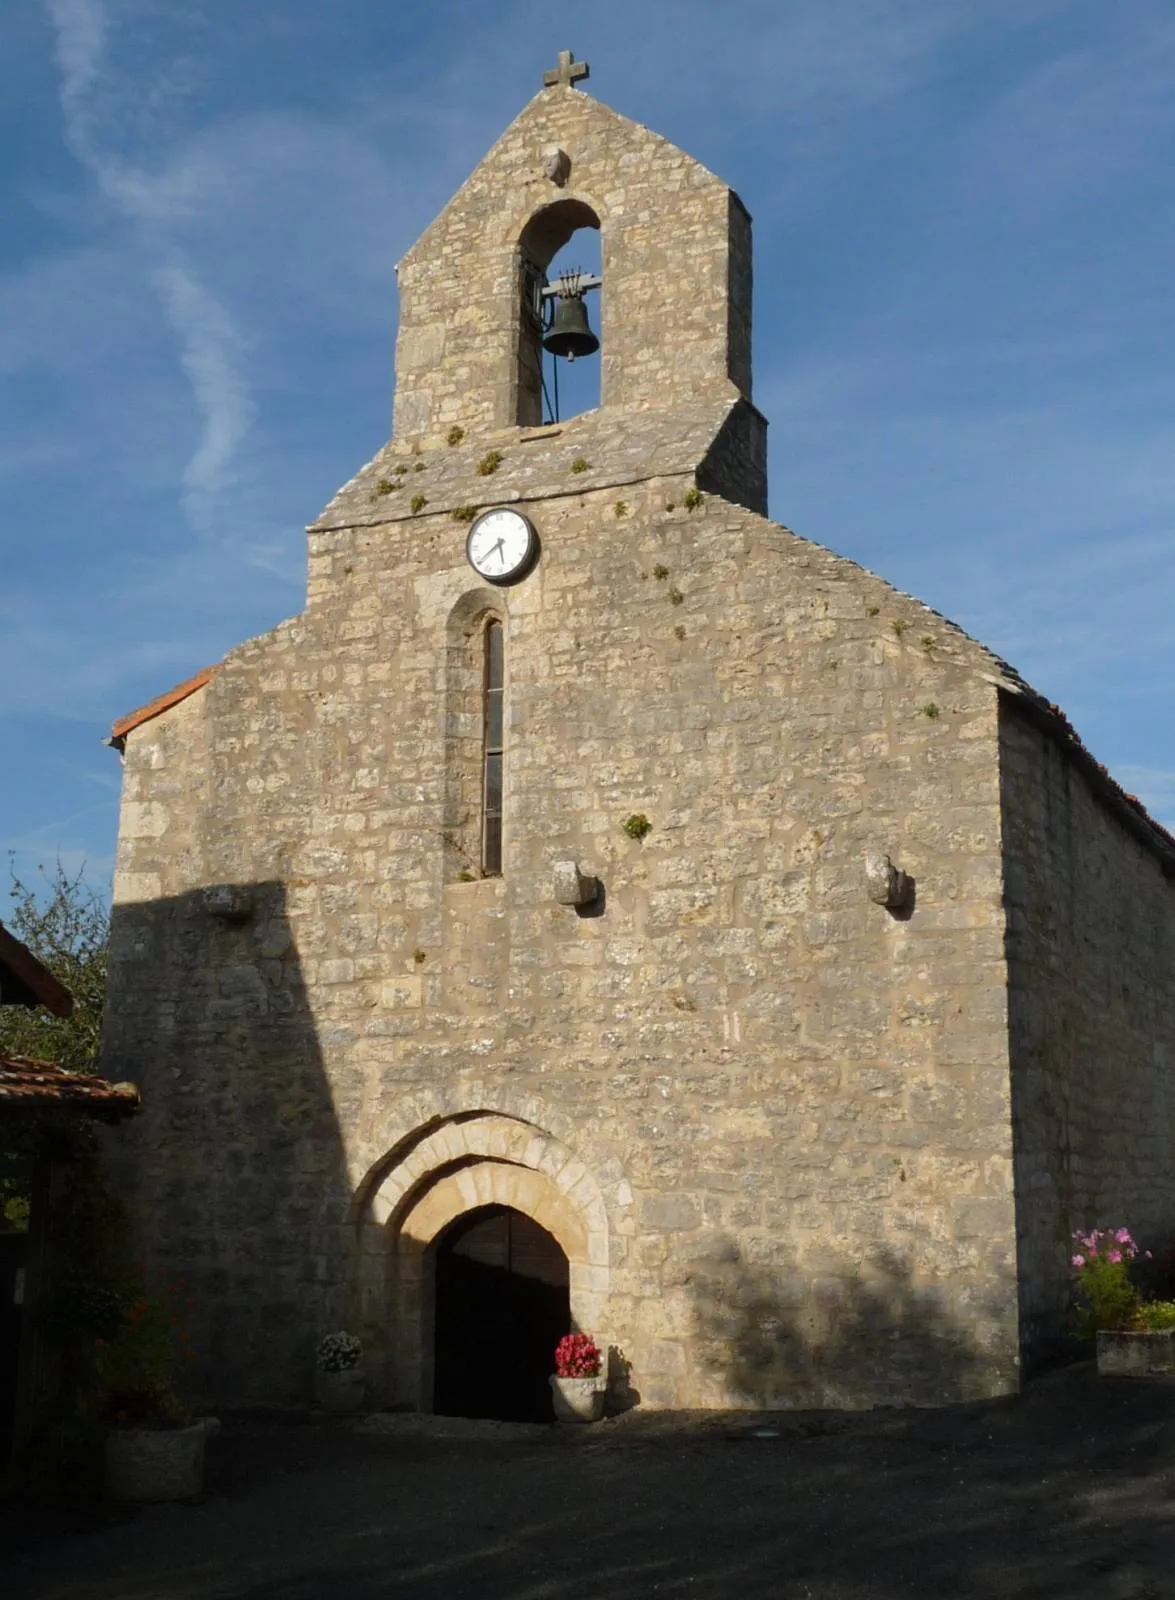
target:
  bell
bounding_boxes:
[543,293,600,361]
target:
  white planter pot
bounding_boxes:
[103,1422,206,1503]
[549,1374,605,1422]
[1096,1329,1175,1377]
[315,1365,367,1412]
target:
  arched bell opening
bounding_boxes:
[432,1204,570,1422]
[516,198,602,426]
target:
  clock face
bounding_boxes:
[465,507,537,585]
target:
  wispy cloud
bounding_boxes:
[154,260,256,531]
[44,0,255,537]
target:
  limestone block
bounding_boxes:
[640,1196,701,1232]
[121,801,170,839]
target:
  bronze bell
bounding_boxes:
[543,292,600,361]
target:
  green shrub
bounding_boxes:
[1071,1228,1142,1337]
[1134,1300,1175,1331]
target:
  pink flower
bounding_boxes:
[1107,1250,1122,1264]
[1115,1229,1132,1244]
[1072,1254,1085,1267]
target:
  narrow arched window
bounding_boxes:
[482,621,504,875]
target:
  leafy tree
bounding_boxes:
[1,861,109,1230]
[0,858,108,1072]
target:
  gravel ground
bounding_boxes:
[4,1366,1174,1600]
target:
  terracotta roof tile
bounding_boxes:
[0,1054,141,1121]
[109,664,219,749]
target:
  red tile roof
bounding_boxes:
[0,923,74,1016]
[109,664,219,750]
[0,1054,141,1121]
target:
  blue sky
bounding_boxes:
[3,0,1174,895]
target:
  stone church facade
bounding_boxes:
[102,60,1175,1415]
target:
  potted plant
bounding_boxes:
[314,1331,366,1411]
[95,1288,206,1502]
[1071,1228,1175,1376]
[550,1333,606,1422]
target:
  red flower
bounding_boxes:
[554,1333,602,1378]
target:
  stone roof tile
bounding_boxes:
[310,402,740,531]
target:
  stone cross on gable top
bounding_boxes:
[543,50,590,90]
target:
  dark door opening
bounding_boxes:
[0,1233,27,1451]
[433,1204,570,1423]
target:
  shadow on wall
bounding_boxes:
[688,1241,1005,1409]
[100,881,354,1407]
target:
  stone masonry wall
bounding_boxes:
[1000,701,1175,1364]
[104,470,1024,1411]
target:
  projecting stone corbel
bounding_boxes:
[202,885,254,925]
[553,860,598,908]
[864,851,913,916]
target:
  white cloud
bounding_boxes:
[43,0,256,540]
[155,260,256,530]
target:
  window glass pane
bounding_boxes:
[484,821,502,877]
[485,687,503,751]
[486,622,503,689]
[482,620,503,877]
[484,751,503,816]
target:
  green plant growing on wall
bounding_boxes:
[446,425,465,446]
[891,618,908,637]
[683,487,703,511]
[374,478,397,497]
[477,450,504,476]
[867,605,880,617]
[452,506,478,523]
[665,501,676,512]
[570,457,589,474]
[921,702,941,719]
[921,636,935,652]
[410,494,427,514]
[674,625,686,640]
[412,949,427,965]
[652,564,669,580]
[613,500,629,518]
[622,814,652,840]
[414,462,426,472]
[668,587,684,606]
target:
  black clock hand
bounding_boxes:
[490,537,506,567]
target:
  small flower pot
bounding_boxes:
[103,1422,206,1502]
[314,1365,367,1412]
[1096,1329,1175,1377]
[549,1374,605,1423]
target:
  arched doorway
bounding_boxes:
[433,1204,570,1422]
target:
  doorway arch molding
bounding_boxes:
[350,1082,616,1204]
[353,1098,616,1411]
[366,1112,608,1262]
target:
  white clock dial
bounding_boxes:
[465,507,537,585]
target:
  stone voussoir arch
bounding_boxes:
[366,1112,608,1265]
[352,1094,617,1411]
[351,1081,620,1212]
